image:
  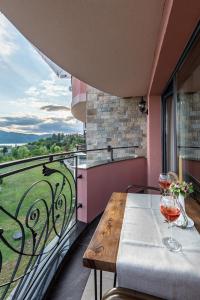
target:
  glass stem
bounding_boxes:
[169,222,173,242]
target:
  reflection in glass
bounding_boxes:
[177,35,200,186]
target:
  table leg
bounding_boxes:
[94,269,97,300]
[94,269,103,299]
[100,270,102,299]
[113,273,117,287]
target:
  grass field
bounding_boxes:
[0,160,75,295]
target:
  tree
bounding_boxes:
[50,144,61,153]
[10,133,85,158]
[0,177,3,191]
[38,146,48,155]
[32,147,42,156]
[17,146,30,159]
[53,145,61,153]
[2,146,8,156]
[52,133,57,142]
[50,143,56,153]
[57,133,61,142]
[12,147,19,158]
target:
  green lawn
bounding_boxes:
[0,160,75,295]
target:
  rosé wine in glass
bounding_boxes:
[160,195,182,252]
[158,173,171,195]
[160,205,180,222]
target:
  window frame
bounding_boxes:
[162,21,200,201]
[162,21,200,173]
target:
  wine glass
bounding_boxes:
[158,173,171,195]
[160,195,182,252]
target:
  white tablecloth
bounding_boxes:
[116,193,200,300]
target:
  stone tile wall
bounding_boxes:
[86,86,147,163]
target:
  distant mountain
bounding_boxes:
[0,131,50,144]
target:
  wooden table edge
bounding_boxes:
[83,192,127,273]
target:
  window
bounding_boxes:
[177,34,200,185]
[162,24,200,198]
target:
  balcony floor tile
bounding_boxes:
[46,217,100,300]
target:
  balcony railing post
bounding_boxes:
[107,145,114,161]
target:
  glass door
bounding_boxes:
[162,25,200,201]
[162,82,177,173]
[176,34,200,188]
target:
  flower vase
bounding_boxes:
[174,194,194,228]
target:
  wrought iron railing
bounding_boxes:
[0,152,78,300]
[0,145,138,300]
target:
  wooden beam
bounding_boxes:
[83,192,127,272]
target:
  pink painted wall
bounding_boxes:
[147,96,162,188]
[72,77,87,98]
[150,0,200,94]
[146,0,200,186]
[147,0,173,96]
[77,157,147,223]
[77,168,88,223]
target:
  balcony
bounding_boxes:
[0,1,200,300]
[0,147,146,300]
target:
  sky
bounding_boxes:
[0,13,83,135]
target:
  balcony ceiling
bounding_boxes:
[0,0,165,97]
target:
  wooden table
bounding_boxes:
[83,192,200,299]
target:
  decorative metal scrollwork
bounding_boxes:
[0,158,76,300]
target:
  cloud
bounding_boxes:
[40,78,68,97]
[14,74,73,117]
[0,14,48,85]
[0,14,18,56]
[25,86,40,97]
[0,115,81,134]
[0,116,40,126]
[0,14,80,135]
[41,105,70,112]
[21,73,72,110]
[25,73,71,99]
